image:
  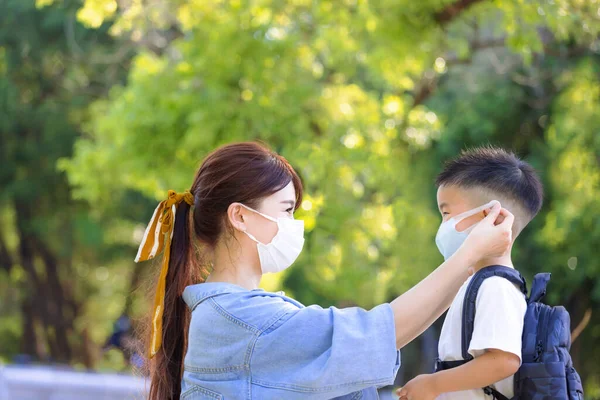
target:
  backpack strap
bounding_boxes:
[459,266,527,400]
[433,267,526,400]
[461,265,528,361]
[435,358,467,371]
[483,386,511,400]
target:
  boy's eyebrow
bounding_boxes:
[438,202,448,211]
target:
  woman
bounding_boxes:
[135,142,513,400]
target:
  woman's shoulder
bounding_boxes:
[183,282,304,332]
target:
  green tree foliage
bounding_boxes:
[61,0,599,390]
[0,0,135,368]
[2,0,599,393]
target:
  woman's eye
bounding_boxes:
[286,207,294,214]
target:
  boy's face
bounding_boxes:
[436,185,487,232]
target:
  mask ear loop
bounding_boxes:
[239,203,278,223]
[451,200,499,225]
[238,203,279,245]
[243,229,261,244]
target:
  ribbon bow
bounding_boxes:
[135,190,194,358]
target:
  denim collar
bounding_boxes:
[182,282,265,310]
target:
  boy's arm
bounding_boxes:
[398,277,526,399]
[397,349,520,399]
[433,349,520,392]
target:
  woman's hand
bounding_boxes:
[457,201,514,267]
[397,374,440,400]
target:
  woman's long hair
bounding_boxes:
[145,142,303,399]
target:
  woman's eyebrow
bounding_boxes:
[280,200,296,207]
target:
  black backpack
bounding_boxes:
[435,265,584,399]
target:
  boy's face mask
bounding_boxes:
[435,201,496,260]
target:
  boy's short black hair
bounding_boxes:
[436,146,543,218]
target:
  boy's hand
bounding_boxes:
[396,374,439,400]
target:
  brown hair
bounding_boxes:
[146,141,303,400]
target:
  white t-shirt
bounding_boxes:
[436,272,527,400]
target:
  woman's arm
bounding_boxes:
[390,202,513,348]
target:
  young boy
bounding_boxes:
[397,146,544,400]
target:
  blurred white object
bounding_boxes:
[0,365,147,400]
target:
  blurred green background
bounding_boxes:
[1,0,599,396]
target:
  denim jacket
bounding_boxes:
[180,282,400,399]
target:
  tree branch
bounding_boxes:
[571,308,592,344]
[435,0,487,25]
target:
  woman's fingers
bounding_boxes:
[486,206,513,257]
[497,207,514,229]
[493,213,506,225]
[460,201,515,263]
[396,388,408,400]
[481,200,501,223]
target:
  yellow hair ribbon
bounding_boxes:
[134,190,194,358]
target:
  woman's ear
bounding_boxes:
[227,203,247,232]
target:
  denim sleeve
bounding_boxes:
[251,303,400,397]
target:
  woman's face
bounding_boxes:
[237,181,297,245]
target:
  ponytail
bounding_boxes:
[135,191,202,400]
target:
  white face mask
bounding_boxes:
[240,204,305,274]
[435,201,497,260]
